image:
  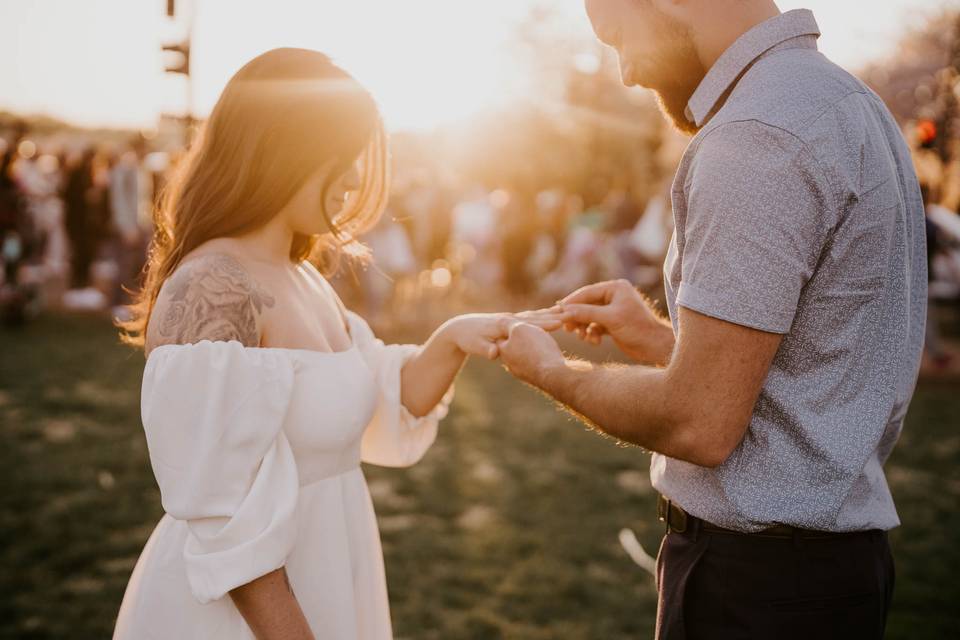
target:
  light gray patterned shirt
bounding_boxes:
[651,9,927,532]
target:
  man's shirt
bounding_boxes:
[653,9,927,532]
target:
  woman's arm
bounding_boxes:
[400,313,560,417]
[229,568,315,640]
[399,320,470,418]
[150,253,315,637]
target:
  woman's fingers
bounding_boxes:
[516,306,562,316]
[512,311,564,332]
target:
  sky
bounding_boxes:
[0,0,952,132]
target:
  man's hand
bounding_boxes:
[496,321,567,387]
[505,306,783,468]
[557,279,676,365]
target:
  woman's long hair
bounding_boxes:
[117,48,389,349]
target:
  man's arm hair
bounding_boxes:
[538,306,782,467]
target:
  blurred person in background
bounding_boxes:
[451,184,501,295]
[608,184,645,233]
[498,184,539,300]
[108,137,152,317]
[498,2,925,638]
[0,146,23,280]
[14,145,71,307]
[921,182,953,370]
[0,138,52,323]
[360,210,416,323]
[0,144,31,322]
[63,148,98,289]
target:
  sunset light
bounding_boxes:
[1,1,958,638]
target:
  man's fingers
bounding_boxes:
[587,323,604,345]
[560,281,617,306]
[559,303,611,327]
[563,320,587,334]
[586,322,605,337]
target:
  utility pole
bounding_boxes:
[162,0,195,145]
[932,14,960,167]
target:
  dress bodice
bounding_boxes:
[137,310,453,605]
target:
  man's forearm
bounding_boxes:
[537,360,707,464]
[645,318,677,367]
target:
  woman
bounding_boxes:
[113,48,554,639]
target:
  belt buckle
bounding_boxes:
[657,496,670,532]
[657,495,688,534]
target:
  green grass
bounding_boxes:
[1,311,957,639]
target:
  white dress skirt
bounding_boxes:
[113,311,453,640]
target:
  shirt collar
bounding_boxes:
[685,9,821,127]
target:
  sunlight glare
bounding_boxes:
[322,1,527,131]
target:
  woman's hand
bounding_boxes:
[438,313,563,361]
[399,312,561,417]
[553,279,676,365]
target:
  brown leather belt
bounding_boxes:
[656,494,858,540]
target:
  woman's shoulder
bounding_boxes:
[145,246,275,356]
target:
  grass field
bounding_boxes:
[1,310,958,639]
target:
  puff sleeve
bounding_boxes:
[140,340,300,604]
[346,311,455,468]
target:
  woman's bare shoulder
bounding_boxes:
[145,250,276,354]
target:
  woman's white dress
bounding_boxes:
[113,311,453,640]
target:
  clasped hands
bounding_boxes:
[440,279,676,386]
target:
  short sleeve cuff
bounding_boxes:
[676,281,795,334]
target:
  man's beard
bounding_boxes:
[639,14,707,136]
[652,71,705,136]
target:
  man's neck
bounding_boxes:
[692,1,781,71]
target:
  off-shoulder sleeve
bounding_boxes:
[140,340,299,604]
[346,311,454,468]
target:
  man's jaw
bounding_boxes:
[653,84,702,136]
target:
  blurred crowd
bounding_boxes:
[0,134,165,324]
[343,169,674,325]
[1,126,959,374]
[0,130,678,328]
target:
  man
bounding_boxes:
[499,2,926,638]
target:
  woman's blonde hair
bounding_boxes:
[117,48,389,348]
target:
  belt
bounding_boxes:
[656,494,861,540]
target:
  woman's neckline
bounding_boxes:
[146,338,359,361]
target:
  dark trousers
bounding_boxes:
[655,522,895,640]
